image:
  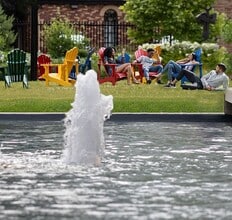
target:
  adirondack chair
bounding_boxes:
[97,47,127,85]
[4,48,29,88]
[134,46,162,83]
[37,54,51,80]
[173,48,203,84]
[41,47,78,86]
[78,47,96,74]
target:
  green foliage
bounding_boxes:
[219,13,232,43]
[43,18,90,59]
[0,5,17,50]
[139,40,232,75]
[210,11,227,41]
[201,43,227,71]
[43,18,76,58]
[0,0,35,19]
[121,0,216,44]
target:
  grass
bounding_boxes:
[0,78,229,113]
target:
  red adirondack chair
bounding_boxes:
[97,47,127,85]
[37,54,51,80]
[134,46,162,83]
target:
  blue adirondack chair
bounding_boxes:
[173,48,203,84]
[4,48,29,88]
[69,47,96,79]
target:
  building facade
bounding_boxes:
[17,0,232,53]
[37,0,128,52]
[214,0,232,18]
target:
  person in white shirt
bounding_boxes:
[170,63,229,90]
[135,48,163,84]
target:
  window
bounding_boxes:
[104,9,118,47]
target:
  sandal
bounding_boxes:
[133,79,140,84]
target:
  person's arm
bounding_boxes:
[134,56,142,63]
[188,60,200,65]
[201,71,212,89]
[176,57,189,64]
[104,56,109,64]
[213,76,229,91]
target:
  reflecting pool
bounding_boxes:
[0,120,232,220]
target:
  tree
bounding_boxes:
[221,17,232,43]
[43,18,76,58]
[0,0,35,20]
[120,0,216,44]
[0,4,17,50]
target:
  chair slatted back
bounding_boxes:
[135,48,147,59]
[62,47,78,81]
[98,47,105,63]
[7,48,27,82]
[98,47,110,74]
[37,54,51,78]
[153,45,161,61]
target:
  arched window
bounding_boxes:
[104,9,118,47]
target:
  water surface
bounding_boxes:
[0,120,231,220]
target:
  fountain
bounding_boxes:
[62,70,113,165]
[0,70,232,219]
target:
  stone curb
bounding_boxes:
[0,112,231,123]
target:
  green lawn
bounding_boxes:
[0,79,229,113]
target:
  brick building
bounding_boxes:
[214,0,232,51]
[14,0,232,79]
[15,0,232,57]
[214,0,232,18]
[36,0,232,51]
[38,0,126,22]
[37,0,128,52]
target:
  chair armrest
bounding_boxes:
[41,64,62,67]
[0,66,7,75]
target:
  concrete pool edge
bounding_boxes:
[0,112,232,122]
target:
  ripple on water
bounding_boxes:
[0,120,232,219]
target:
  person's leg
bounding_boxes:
[116,63,128,72]
[116,63,139,84]
[149,65,163,74]
[161,60,175,73]
[149,65,164,83]
[143,67,151,84]
[175,69,196,83]
[116,63,131,84]
[168,62,182,80]
[162,61,182,85]
[126,64,139,83]
[172,69,203,89]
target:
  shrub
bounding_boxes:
[43,18,75,58]
[0,5,17,51]
[43,18,90,59]
[141,41,229,73]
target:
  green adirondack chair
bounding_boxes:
[4,48,29,88]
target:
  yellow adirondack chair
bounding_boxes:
[41,47,78,86]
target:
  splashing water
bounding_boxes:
[62,70,113,165]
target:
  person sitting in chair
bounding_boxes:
[134,48,163,84]
[169,63,229,91]
[103,47,140,85]
[160,53,199,87]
